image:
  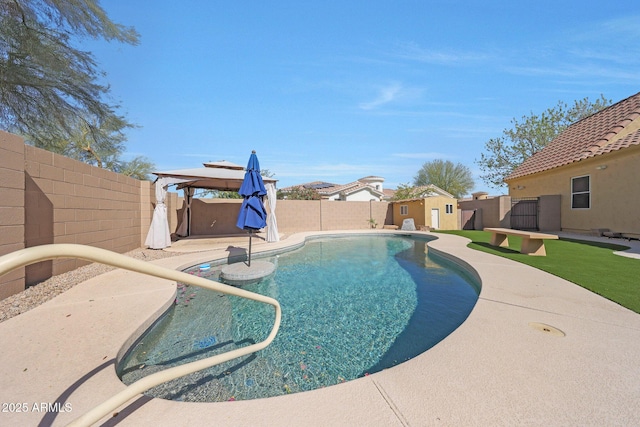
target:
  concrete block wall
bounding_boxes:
[166,192,179,235]
[23,145,145,284]
[276,200,322,233]
[458,195,511,229]
[185,199,392,236]
[0,129,396,299]
[267,200,389,233]
[321,200,388,230]
[187,199,323,235]
[0,131,149,298]
[0,132,26,299]
[189,199,244,235]
[140,180,152,246]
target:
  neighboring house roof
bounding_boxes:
[506,91,640,181]
[279,181,337,192]
[383,188,396,199]
[328,181,385,198]
[280,179,386,199]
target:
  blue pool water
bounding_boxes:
[118,235,479,402]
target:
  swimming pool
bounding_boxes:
[118,235,479,402]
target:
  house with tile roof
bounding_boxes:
[280,176,388,201]
[505,91,640,238]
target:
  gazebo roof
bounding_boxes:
[153,162,277,191]
[203,160,245,170]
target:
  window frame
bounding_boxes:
[400,205,408,215]
[445,203,454,214]
[571,175,591,210]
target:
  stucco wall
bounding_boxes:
[392,197,458,230]
[424,196,458,230]
[538,195,561,231]
[458,196,512,229]
[393,200,426,228]
[507,145,640,237]
[343,189,380,202]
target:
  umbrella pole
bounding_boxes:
[248,230,252,267]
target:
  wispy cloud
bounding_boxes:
[359,83,404,110]
[358,82,426,111]
[391,41,492,65]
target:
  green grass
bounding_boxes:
[435,230,640,314]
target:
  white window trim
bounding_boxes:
[445,204,454,214]
[571,175,591,210]
[400,205,408,215]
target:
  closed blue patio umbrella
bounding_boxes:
[236,150,267,266]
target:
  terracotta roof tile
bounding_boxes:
[506,92,640,181]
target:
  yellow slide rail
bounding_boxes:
[0,244,281,427]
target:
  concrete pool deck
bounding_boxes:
[0,230,639,426]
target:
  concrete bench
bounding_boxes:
[484,227,558,256]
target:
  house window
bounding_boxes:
[400,205,408,215]
[571,175,590,209]
[445,204,454,214]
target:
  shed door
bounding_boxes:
[431,208,440,229]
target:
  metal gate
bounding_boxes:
[510,197,539,230]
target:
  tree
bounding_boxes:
[114,156,156,181]
[197,190,243,199]
[277,186,321,200]
[0,0,139,160]
[413,160,474,199]
[476,95,611,188]
[391,183,428,201]
[49,113,135,168]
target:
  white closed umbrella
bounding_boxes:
[145,178,172,249]
[266,183,279,242]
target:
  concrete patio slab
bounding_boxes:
[0,230,638,426]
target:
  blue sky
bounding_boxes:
[87,1,640,195]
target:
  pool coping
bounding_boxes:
[1,230,639,426]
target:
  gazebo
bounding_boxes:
[144,161,278,249]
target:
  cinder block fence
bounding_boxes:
[0,131,392,300]
[0,131,152,299]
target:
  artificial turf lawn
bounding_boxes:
[435,230,640,314]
